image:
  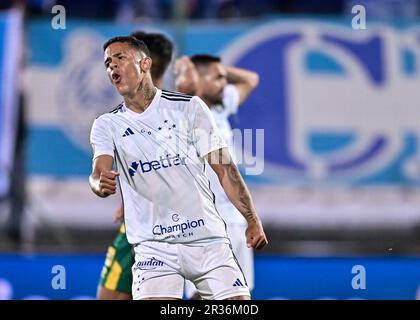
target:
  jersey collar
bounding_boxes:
[122,87,161,118]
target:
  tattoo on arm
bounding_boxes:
[216,150,258,223]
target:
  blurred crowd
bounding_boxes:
[1,0,419,21]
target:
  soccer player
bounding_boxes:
[97,31,174,300]
[90,36,268,300]
[175,54,259,295]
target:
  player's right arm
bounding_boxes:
[89,155,119,198]
[113,204,124,223]
[89,116,119,198]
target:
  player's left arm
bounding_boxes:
[225,66,259,106]
[207,148,268,250]
[192,96,267,250]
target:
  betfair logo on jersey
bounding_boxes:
[129,154,187,177]
[152,219,205,239]
[134,257,164,271]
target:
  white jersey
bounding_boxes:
[207,85,247,225]
[90,88,230,245]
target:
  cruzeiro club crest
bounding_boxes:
[57,30,121,152]
[222,21,420,185]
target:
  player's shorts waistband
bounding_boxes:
[133,237,230,249]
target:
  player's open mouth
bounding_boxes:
[112,72,121,84]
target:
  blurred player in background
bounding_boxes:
[175,54,259,296]
[90,36,267,300]
[97,31,174,300]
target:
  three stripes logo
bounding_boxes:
[122,127,135,137]
[233,278,244,287]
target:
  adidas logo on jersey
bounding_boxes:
[233,278,245,287]
[129,154,187,177]
[122,127,135,137]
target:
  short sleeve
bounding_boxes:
[90,116,115,160]
[191,96,228,158]
[222,84,240,116]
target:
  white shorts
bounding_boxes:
[184,223,254,298]
[132,241,250,300]
[227,223,254,291]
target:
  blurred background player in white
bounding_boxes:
[175,54,259,297]
[90,36,268,300]
[97,31,174,300]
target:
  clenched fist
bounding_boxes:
[98,170,120,197]
[246,218,268,250]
